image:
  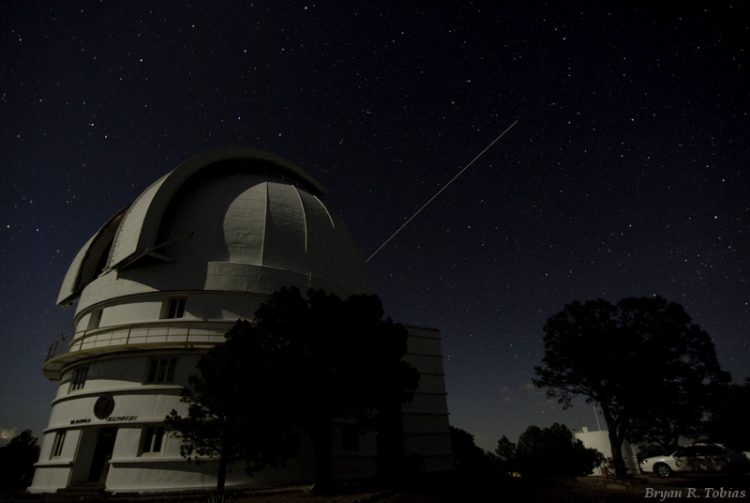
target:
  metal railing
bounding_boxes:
[45,320,235,362]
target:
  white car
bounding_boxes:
[640,444,747,477]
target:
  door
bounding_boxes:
[672,446,697,472]
[700,445,729,472]
[88,428,117,483]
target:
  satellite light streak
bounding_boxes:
[365,119,519,263]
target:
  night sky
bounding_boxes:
[1,1,748,452]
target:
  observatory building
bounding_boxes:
[30,147,452,493]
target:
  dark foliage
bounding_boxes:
[706,378,750,451]
[252,287,420,489]
[164,319,300,495]
[449,426,497,478]
[450,426,501,484]
[534,296,729,478]
[495,435,516,461]
[498,424,602,478]
[0,430,40,490]
[166,287,419,493]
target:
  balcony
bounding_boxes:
[43,320,235,380]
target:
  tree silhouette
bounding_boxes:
[493,435,517,476]
[252,287,419,490]
[534,296,729,478]
[511,423,602,478]
[450,426,496,477]
[167,287,419,494]
[165,320,299,496]
[494,435,515,463]
[0,430,40,490]
[706,378,750,451]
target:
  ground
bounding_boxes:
[1,474,748,503]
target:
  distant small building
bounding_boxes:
[574,427,639,476]
[30,147,452,493]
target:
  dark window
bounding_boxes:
[341,424,359,452]
[147,358,177,383]
[162,297,186,319]
[50,431,66,458]
[701,445,726,456]
[87,309,102,330]
[141,426,165,454]
[676,447,700,457]
[69,366,89,392]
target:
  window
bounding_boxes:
[50,431,66,458]
[147,358,177,383]
[87,309,102,330]
[162,297,186,319]
[69,366,89,392]
[675,446,699,458]
[699,445,726,456]
[141,426,165,454]
[341,424,359,452]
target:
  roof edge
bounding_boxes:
[108,147,325,269]
[181,146,326,195]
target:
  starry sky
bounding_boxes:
[1,1,748,452]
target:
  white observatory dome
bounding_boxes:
[57,147,369,310]
[33,147,452,495]
[45,147,369,378]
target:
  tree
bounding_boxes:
[165,320,299,496]
[494,436,516,463]
[705,378,750,451]
[167,287,419,493]
[534,296,729,478]
[251,287,420,489]
[494,436,517,476]
[450,426,496,477]
[0,430,40,490]
[511,424,602,478]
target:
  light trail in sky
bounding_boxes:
[366,119,519,263]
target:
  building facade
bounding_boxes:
[30,147,451,493]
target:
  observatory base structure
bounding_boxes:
[30,148,451,493]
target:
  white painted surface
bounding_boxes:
[574,429,640,476]
[33,149,451,493]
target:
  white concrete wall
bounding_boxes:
[29,428,80,492]
[56,354,198,399]
[34,324,453,493]
[28,465,72,493]
[32,352,198,492]
[402,326,453,473]
[574,429,640,476]
[75,290,268,330]
[38,154,453,493]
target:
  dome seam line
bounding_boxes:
[260,181,269,266]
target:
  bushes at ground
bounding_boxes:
[496,423,603,478]
[0,430,40,490]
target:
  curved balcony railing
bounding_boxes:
[45,320,236,362]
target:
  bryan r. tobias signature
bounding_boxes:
[645,487,747,500]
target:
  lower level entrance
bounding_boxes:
[88,427,117,483]
[68,426,119,488]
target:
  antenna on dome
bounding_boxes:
[365,120,519,263]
